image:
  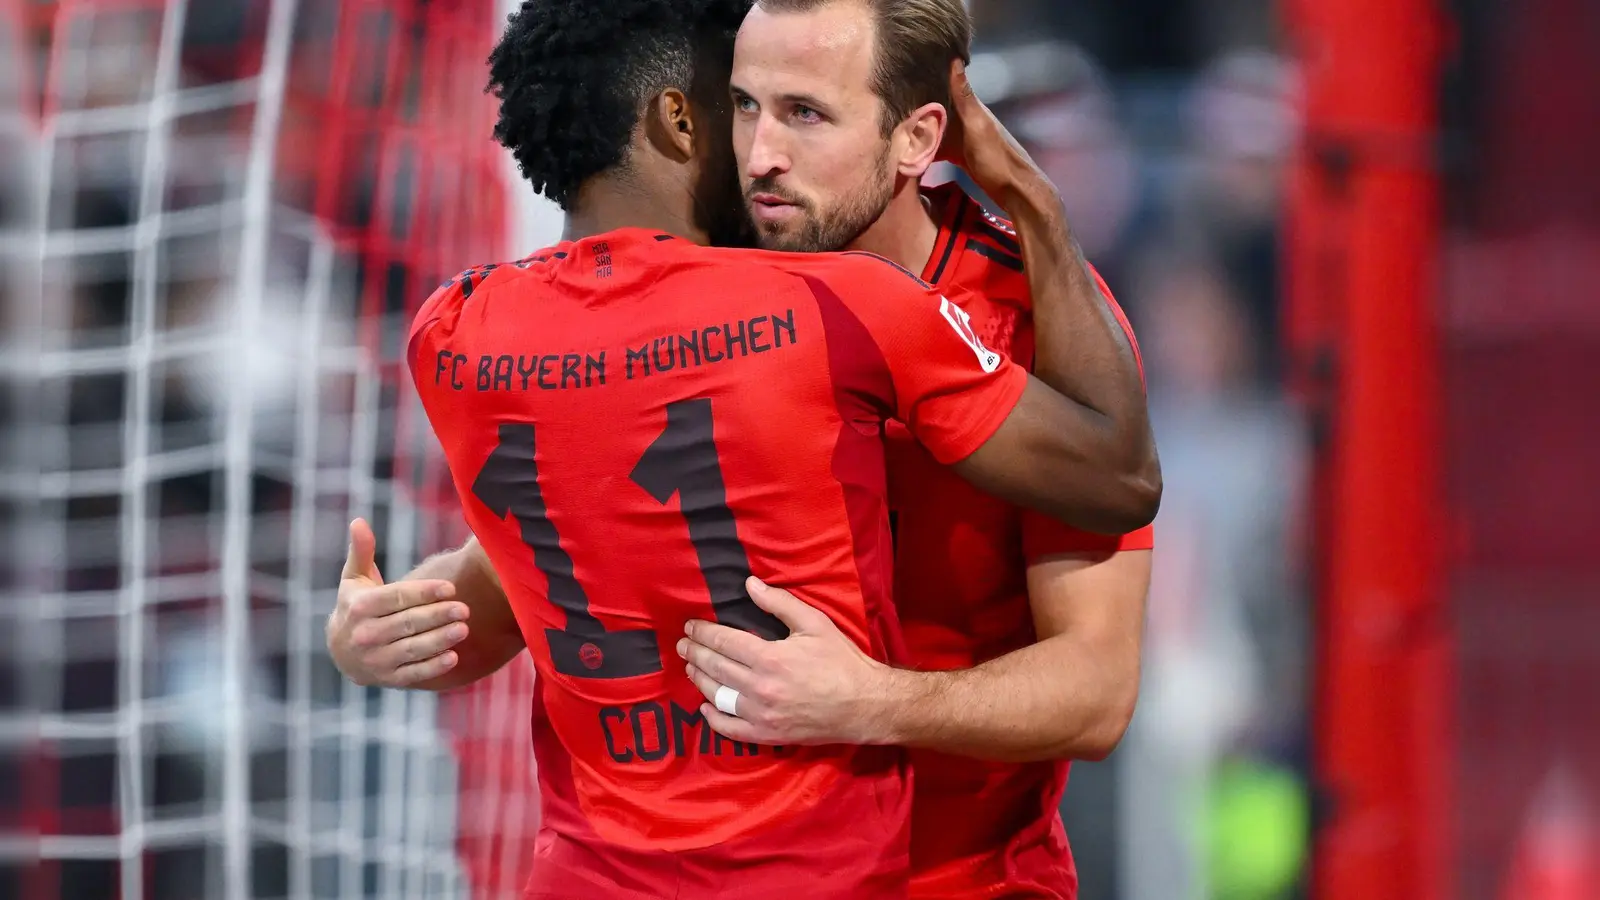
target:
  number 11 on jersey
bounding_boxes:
[471,399,786,680]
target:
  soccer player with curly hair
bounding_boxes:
[326,0,1159,896]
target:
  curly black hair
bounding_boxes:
[488,0,753,210]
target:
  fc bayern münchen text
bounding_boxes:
[431,309,798,392]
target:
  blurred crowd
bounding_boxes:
[959,7,1310,897]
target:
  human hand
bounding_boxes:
[676,577,892,746]
[325,518,469,687]
[936,59,1042,209]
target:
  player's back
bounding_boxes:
[408,227,1024,897]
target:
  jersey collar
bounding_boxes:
[919,182,973,287]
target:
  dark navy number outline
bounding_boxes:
[470,398,786,679]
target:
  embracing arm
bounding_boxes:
[869,550,1149,762]
[1001,184,1160,530]
[680,550,1149,762]
[942,63,1160,534]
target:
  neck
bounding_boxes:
[562,172,709,244]
[843,180,940,274]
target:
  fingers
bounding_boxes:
[745,578,832,634]
[350,599,466,651]
[342,518,380,583]
[347,579,456,621]
[937,59,974,165]
[945,58,976,113]
[335,594,468,688]
[679,637,756,693]
[331,577,468,688]
[389,650,460,687]
[682,618,766,666]
[699,703,763,744]
[378,620,470,671]
[947,58,993,121]
[684,655,773,743]
[350,596,467,646]
[683,661,727,706]
[951,58,974,100]
[686,662,778,744]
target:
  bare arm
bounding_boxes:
[1002,163,1153,486]
[992,188,1160,529]
[326,521,525,692]
[678,551,1149,761]
[943,62,1161,534]
[953,376,1159,534]
[869,550,1149,762]
[399,537,525,692]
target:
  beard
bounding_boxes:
[748,146,896,253]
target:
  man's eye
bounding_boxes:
[795,105,821,123]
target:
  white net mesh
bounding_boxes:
[3,0,522,896]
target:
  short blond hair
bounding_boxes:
[758,0,973,134]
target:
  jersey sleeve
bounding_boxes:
[1020,265,1154,561]
[814,253,1028,465]
[1022,514,1155,562]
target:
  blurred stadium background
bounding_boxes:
[2,0,1595,898]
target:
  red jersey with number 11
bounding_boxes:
[408,228,1027,899]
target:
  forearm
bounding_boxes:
[406,542,525,692]
[1003,178,1139,411]
[1003,170,1161,518]
[402,542,479,582]
[868,635,1137,763]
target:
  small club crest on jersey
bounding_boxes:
[578,643,604,670]
[940,297,1003,372]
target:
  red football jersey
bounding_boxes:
[887,184,1155,900]
[408,227,1028,898]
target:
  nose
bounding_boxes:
[743,113,791,181]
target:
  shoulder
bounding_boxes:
[769,250,936,309]
[409,252,554,348]
[412,271,471,333]
[720,247,936,299]
[837,250,933,288]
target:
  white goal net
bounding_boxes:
[3,0,554,897]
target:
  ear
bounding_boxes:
[892,101,948,180]
[644,87,697,162]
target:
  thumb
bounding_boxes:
[949,58,975,107]
[342,518,382,584]
[746,576,833,635]
[936,60,972,165]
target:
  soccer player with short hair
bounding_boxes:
[326,0,1157,897]
[678,1,1156,898]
